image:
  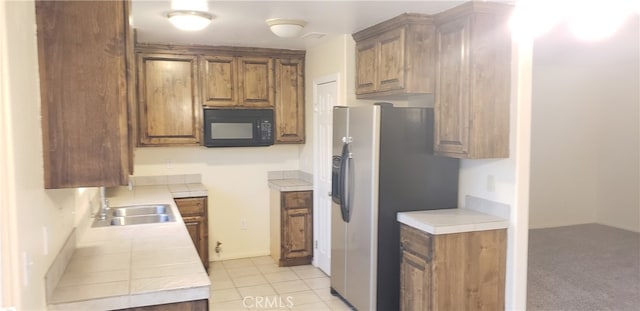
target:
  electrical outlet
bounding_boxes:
[240,219,247,230]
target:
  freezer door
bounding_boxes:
[330,107,349,298]
[344,105,381,311]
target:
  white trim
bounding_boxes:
[311,73,340,271]
[0,0,18,308]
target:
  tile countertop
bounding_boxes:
[47,185,210,310]
[268,170,313,192]
[397,208,509,235]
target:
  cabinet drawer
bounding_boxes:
[282,191,312,209]
[400,224,432,260]
[175,197,206,217]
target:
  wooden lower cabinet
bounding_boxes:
[270,190,313,266]
[175,197,209,272]
[400,224,506,311]
[117,299,208,311]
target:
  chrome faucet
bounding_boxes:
[97,186,110,220]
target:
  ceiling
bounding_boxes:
[131,1,470,50]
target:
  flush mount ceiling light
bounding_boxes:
[167,10,213,31]
[266,18,307,38]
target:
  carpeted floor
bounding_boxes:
[527,223,640,311]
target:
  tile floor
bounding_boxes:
[209,256,352,310]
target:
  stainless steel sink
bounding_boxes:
[109,214,172,226]
[92,203,176,227]
[111,204,169,217]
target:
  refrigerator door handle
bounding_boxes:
[339,138,353,223]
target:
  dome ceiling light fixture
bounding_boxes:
[167,10,214,31]
[266,18,307,38]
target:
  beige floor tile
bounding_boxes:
[223,258,256,269]
[211,288,242,303]
[210,299,248,311]
[312,288,339,302]
[287,290,323,307]
[293,268,327,280]
[254,262,287,273]
[211,279,236,290]
[271,279,311,294]
[264,271,300,283]
[236,284,277,297]
[250,256,276,265]
[210,261,226,271]
[290,301,329,311]
[246,295,294,310]
[302,277,330,290]
[289,265,317,272]
[325,298,352,311]
[227,266,261,278]
[210,269,231,281]
[232,274,269,287]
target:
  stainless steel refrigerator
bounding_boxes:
[330,103,459,311]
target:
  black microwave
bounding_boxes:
[203,108,274,147]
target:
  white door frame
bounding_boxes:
[0,0,17,308]
[312,73,340,274]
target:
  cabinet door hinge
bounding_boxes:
[314,240,318,249]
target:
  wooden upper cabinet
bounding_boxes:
[202,55,274,108]
[434,2,512,159]
[275,57,305,143]
[353,13,436,99]
[202,56,237,106]
[36,0,133,188]
[238,57,274,108]
[137,53,201,146]
[377,27,406,92]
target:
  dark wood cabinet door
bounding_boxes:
[238,57,274,107]
[274,57,305,144]
[377,27,406,92]
[400,249,431,311]
[355,37,378,95]
[434,15,471,157]
[280,191,313,266]
[175,197,209,271]
[36,0,133,188]
[202,55,237,107]
[120,299,208,311]
[137,53,201,146]
[183,216,208,270]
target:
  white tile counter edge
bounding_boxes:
[397,208,509,235]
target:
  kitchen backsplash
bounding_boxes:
[130,174,202,186]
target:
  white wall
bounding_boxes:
[134,145,300,260]
[299,35,357,173]
[529,16,640,232]
[1,1,84,309]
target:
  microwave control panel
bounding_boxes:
[260,120,273,142]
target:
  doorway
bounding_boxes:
[312,74,339,275]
